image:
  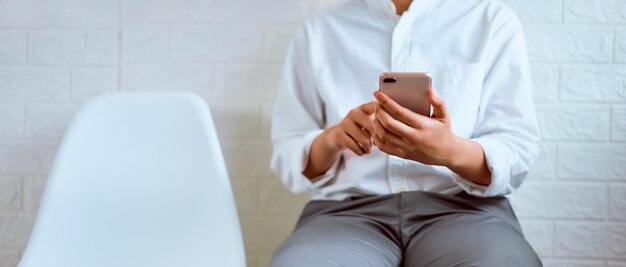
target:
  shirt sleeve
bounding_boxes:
[269,26,340,194]
[450,11,540,197]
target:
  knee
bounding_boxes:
[269,241,353,267]
[268,230,343,267]
[452,236,542,267]
[268,224,401,267]
[268,246,322,267]
[268,236,316,267]
[473,239,542,267]
[406,229,542,267]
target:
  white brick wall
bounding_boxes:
[0,0,623,266]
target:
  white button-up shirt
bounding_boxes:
[270,0,540,200]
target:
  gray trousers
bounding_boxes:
[269,191,541,267]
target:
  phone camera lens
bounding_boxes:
[383,77,397,83]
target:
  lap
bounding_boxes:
[403,212,541,267]
[269,215,402,267]
[269,192,541,267]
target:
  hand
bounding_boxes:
[303,101,376,179]
[371,90,460,166]
[325,102,376,156]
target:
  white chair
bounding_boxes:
[18,92,245,267]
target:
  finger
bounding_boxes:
[350,106,375,136]
[372,116,405,148]
[374,102,416,137]
[373,133,405,158]
[429,90,449,123]
[338,132,365,156]
[373,91,426,129]
[344,120,373,153]
[360,101,376,115]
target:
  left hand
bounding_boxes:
[371,90,461,166]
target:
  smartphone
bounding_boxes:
[379,72,431,117]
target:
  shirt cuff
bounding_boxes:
[449,136,513,197]
[291,130,340,192]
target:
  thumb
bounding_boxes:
[429,90,449,123]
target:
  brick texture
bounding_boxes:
[561,66,626,102]
[514,182,607,219]
[555,222,626,259]
[0,215,34,250]
[614,106,626,142]
[0,67,70,102]
[0,104,25,137]
[0,251,20,267]
[0,0,624,266]
[617,30,626,63]
[122,0,214,24]
[531,65,559,102]
[30,31,118,65]
[526,143,557,180]
[558,144,626,180]
[0,177,21,213]
[0,0,118,28]
[121,63,213,95]
[564,0,626,23]
[525,26,613,62]
[536,104,610,141]
[0,31,26,63]
[71,68,118,101]
[610,184,626,221]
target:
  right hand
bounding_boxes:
[324,102,376,156]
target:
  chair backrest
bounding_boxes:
[18,92,245,267]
